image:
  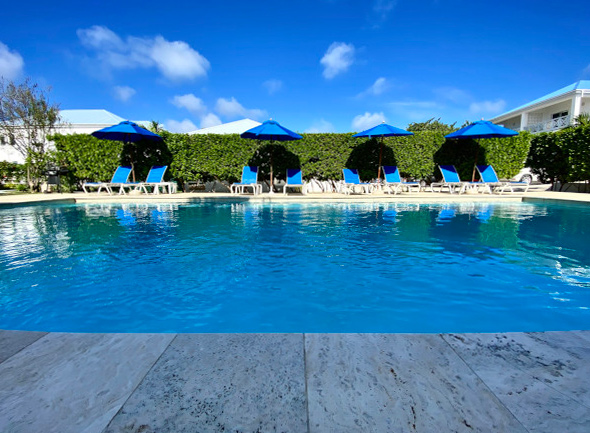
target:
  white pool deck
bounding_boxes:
[1,189,589,432]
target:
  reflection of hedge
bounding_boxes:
[527,125,590,185]
[49,130,531,188]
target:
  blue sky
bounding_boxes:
[1,0,589,133]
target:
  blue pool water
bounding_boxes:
[0,200,588,333]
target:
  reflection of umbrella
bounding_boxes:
[352,122,413,180]
[241,119,302,193]
[445,120,518,181]
[92,121,163,181]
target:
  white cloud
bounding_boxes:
[113,85,136,102]
[371,0,398,26]
[169,94,223,129]
[388,100,439,109]
[150,37,210,81]
[215,97,267,120]
[77,26,123,50]
[164,119,198,133]
[433,87,471,104]
[358,77,390,97]
[321,42,355,79]
[200,113,222,128]
[0,42,24,80]
[305,119,336,133]
[77,25,210,82]
[171,93,207,116]
[388,100,445,122]
[352,112,386,131]
[469,99,506,115]
[263,79,283,95]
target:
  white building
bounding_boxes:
[189,118,261,135]
[0,109,148,163]
[490,81,590,133]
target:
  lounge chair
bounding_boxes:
[342,169,372,194]
[381,166,421,194]
[231,166,262,195]
[82,166,132,194]
[137,165,174,195]
[283,168,306,195]
[430,165,488,194]
[476,165,530,194]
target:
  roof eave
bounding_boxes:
[491,89,584,122]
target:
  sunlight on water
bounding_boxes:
[0,201,588,333]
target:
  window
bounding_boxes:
[552,111,568,119]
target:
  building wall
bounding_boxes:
[0,123,118,164]
[527,100,571,124]
[499,116,521,130]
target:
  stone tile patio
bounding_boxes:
[1,330,589,432]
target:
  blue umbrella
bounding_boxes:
[353,122,414,180]
[445,120,518,181]
[445,120,518,139]
[92,121,163,181]
[241,119,303,192]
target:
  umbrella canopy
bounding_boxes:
[241,119,303,193]
[241,119,303,141]
[92,121,163,181]
[445,120,518,139]
[352,122,413,139]
[353,122,414,180]
[92,120,163,142]
[445,120,518,181]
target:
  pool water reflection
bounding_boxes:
[0,201,588,333]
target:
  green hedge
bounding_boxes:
[527,124,590,185]
[51,133,173,183]
[0,161,25,183]
[51,133,123,182]
[49,130,531,189]
[434,132,531,181]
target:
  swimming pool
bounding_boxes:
[0,200,588,333]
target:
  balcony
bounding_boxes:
[524,115,571,133]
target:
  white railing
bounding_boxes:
[524,115,571,133]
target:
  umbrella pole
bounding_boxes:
[377,136,384,180]
[269,139,274,194]
[127,136,136,182]
[472,141,479,182]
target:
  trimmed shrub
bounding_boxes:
[48,129,532,189]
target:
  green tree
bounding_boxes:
[407,118,456,135]
[574,113,590,127]
[0,78,61,191]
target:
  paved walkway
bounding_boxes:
[1,330,589,432]
[2,187,590,206]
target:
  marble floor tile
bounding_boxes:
[0,332,174,433]
[305,333,526,433]
[102,333,307,433]
[0,329,47,363]
[443,332,590,432]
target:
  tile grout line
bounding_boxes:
[438,333,532,433]
[497,332,590,411]
[0,331,48,366]
[303,333,311,433]
[100,333,179,433]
